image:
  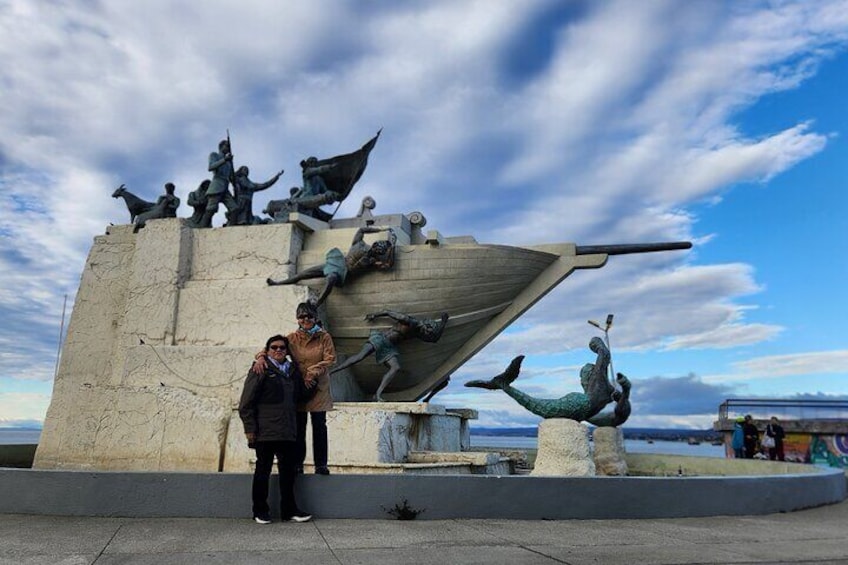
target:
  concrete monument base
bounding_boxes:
[531,419,595,477]
[226,402,510,475]
[320,402,470,465]
[593,426,628,476]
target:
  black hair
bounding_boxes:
[296,302,317,318]
[265,334,288,351]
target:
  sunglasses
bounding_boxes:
[297,314,315,320]
[268,345,287,351]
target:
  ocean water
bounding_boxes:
[471,435,726,458]
[0,430,725,458]
[0,429,41,445]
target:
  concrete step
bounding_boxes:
[406,451,513,475]
[292,453,513,476]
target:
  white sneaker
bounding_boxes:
[289,512,312,523]
[253,515,272,524]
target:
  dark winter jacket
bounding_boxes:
[238,359,307,442]
[765,423,786,448]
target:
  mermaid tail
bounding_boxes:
[465,355,524,390]
[504,388,593,420]
[465,355,610,421]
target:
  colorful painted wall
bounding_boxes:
[723,433,848,468]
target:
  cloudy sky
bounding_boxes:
[1,0,847,430]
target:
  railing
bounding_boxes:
[717,398,848,421]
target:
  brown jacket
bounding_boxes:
[287,327,336,412]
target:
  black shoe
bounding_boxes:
[253,513,271,524]
[315,466,330,475]
[295,466,304,474]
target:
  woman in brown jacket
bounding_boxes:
[288,302,336,474]
[254,302,337,475]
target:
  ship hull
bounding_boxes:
[297,241,606,400]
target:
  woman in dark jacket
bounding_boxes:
[765,416,786,461]
[238,334,312,524]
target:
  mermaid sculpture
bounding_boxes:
[466,337,630,424]
[587,372,631,427]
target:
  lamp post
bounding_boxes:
[588,314,616,391]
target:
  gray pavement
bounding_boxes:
[2,499,848,565]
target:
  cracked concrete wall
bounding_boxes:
[35,219,309,471]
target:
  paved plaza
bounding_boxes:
[2,498,847,564]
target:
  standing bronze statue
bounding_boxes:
[200,139,240,228]
[229,166,283,226]
[331,311,450,401]
[267,226,396,306]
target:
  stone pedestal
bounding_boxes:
[320,403,465,464]
[592,426,628,476]
[222,402,484,474]
[531,419,595,477]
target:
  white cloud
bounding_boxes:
[477,259,778,358]
[0,392,50,423]
[733,350,848,378]
[664,323,783,350]
[1,0,847,427]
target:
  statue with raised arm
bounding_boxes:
[228,166,283,226]
[331,311,450,401]
[465,337,616,421]
[267,226,396,306]
[132,182,180,232]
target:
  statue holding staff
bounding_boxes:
[200,137,239,227]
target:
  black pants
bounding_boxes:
[744,442,757,459]
[252,440,299,518]
[296,411,328,469]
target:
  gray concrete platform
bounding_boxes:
[2,465,845,520]
[2,499,848,564]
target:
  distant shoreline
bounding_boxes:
[1,427,725,444]
[471,427,724,442]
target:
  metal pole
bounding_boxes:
[604,313,616,390]
[53,294,67,379]
[604,328,616,389]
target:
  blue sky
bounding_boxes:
[1,0,847,430]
